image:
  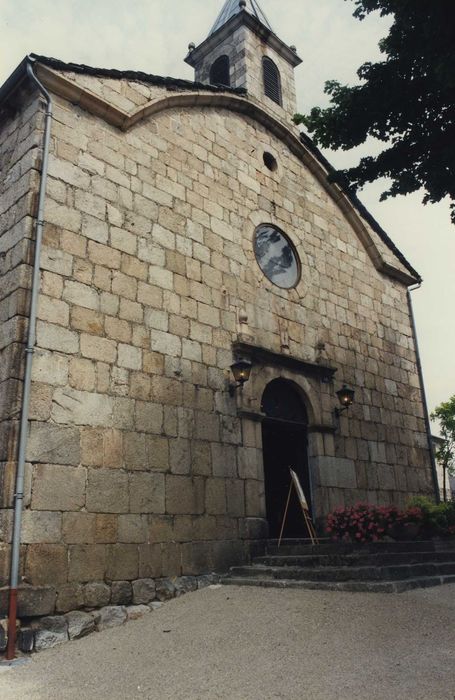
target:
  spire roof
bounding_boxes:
[209,0,273,35]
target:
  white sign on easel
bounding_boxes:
[278,467,319,547]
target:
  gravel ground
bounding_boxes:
[1,583,454,700]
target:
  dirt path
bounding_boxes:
[1,584,454,700]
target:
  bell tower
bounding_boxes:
[184,0,302,125]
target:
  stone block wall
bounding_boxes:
[0,87,43,585]
[0,69,434,602]
[192,24,299,126]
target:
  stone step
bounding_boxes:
[254,550,455,569]
[264,540,441,557]
[229,561,455,583]
[221,574,455,594]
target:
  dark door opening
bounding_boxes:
[261,379,312,539]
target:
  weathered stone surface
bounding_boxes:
[239,518,268,541]
[118,514,147,543]
[62,513,96,545]
[111,580,133,605]
[315,457,358,490]
[86,469,129,513]
[129,473,165,514]
[21,511,62,544]
[31,350,69,386]
[36,321,79,355]
[161,542,182,577]
[34,615,68,651]
[95,605,127,631]
[56,584,84,613]
[197,573,220,589]
[138,543,162,579]
[165,475,204,516]
[149,601,163,611]
[51,388,113,427]
[181,542,213,576]
[106,544,139,581]
[0,545,10,587]
[132,578,156,605]
[155,578,176,602]
[126,604,150,620]
[84,581,111,608]
[26,423,80,465]
[31,464,86,511]
[174,576,198,597]
[0,624,6,651]
[95,514,118,544]
[0,585,56,617]
[25,543,68,585]
[18,627,35,653]
[65,610,96,640]
[68,545,107,582]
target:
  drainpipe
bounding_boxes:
[6,58,53,660]
[407,283,440,504]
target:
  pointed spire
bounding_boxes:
[209,0,273,36]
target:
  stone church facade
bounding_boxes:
[0,0,435,614]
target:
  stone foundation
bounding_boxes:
[0,572,220,655]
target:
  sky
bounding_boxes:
[1,0,454,427]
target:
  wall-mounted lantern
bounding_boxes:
[229,359,253,396]
[334,385,355,417]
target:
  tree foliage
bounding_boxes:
[295,0,455,223]
[431,395,455,478]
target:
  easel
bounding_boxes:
[278,467,319,547]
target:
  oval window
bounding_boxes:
[254,224,300,289]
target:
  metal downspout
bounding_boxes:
[407,283,440,504]
[6,58,53,660]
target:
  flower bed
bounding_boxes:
[326,498,455,543]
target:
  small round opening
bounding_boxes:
[263,152,278,172]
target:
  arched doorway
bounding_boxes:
[261,379,312,538]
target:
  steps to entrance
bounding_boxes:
[221,540,455,593]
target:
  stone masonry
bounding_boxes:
[0,5,434,614]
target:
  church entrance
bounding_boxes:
[261,379,312,538]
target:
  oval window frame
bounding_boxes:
[253,223,301,290]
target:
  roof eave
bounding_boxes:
[0,57,30,109]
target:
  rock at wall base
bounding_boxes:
[65,611,95,640]
[95,606,127,631]
[174,576,198,597]
[155,578,176,601]
[83,582,111,609]
[34,616,69,651]
[126,605,150,621]
[132,579,156,605]
[197,573,220,589]
[110,581,132,605]
[18,627,35,653]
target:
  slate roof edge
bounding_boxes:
[0,57,29,107]
[27,54,247,96]
[299,132,422,283]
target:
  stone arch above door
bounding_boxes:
[261,377,309,424]
[237,361,323,428]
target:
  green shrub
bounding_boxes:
[407,497,455,536]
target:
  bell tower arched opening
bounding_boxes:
[261,378,312,538]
